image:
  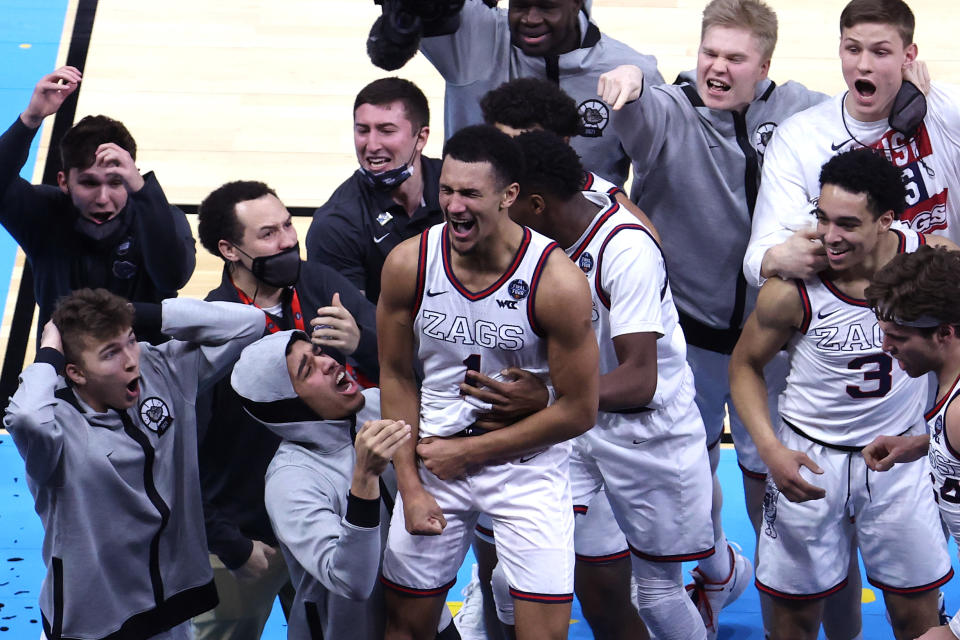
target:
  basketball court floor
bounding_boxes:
[2,0,960,638]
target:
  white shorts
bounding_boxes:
[569,374,715,562]
[477,487,628,563]
[687,344,789,478]
[572,488,630,563]
[382,442,575,602]
[756,420,953,598]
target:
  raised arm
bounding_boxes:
[4,322,68,485]
[729,277,825,502]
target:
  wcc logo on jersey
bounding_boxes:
[139,397,173,435]
[754,122,777,157]
[578,100,609,138]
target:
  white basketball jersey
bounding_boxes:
[926,374,960,544]
[414,223,558,438]
[566,191,691,419]
[779,230,928,447]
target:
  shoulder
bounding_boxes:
[756,276,804,329]
[595,34,659,72]
[924,233,959,250]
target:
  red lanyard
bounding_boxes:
[231,277,305,334]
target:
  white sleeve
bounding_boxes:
[600,231,665,338]
[744,123,819,286]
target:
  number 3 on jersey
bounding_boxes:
[846,353,893,399]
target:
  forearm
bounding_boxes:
[379,372,423,495]
[0,118,38,198]
[599,366,654,412]
[468,398,594,464]
[729,358,782,461]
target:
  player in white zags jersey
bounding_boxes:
[858,246,960,640]
[730,148,956,640]
[510,130,714,640]
[377,125,599,640]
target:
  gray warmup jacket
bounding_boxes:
[614,71,827,353]
[420,0,663,187]
[234,383,385,640]
[5,298,264,640]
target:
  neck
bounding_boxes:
[451,219,525,278]
[230,263,284,308]
[75,387,107,413]
[555,194,602,249]
[937,350,960,399]
[391,155,425,216]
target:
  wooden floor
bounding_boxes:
[5,0,960,360]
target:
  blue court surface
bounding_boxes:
[3,438,959,639]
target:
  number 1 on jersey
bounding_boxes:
[463,354,481,388]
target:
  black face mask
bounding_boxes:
[357,133,421,191]
[236,243,301,288]
[73,213,129,251]
[889,80,927,138]
[359,162,415,191]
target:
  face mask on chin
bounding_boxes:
[236,243,302,288]
[73,213,129,250]
[357,133,422,191]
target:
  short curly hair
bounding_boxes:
[480,78,581,139]
[59,115,137,173]
[516,130,585,201]
[52,288,135,365]
[442,125,524,190]
[819,148,906,219]
[198,181,278,259]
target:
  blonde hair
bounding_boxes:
[701,0,778,61]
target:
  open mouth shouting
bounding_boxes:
[335,367,358,395]
[448,216,477,242]
[125,376,141,401]
[706,78,731,95]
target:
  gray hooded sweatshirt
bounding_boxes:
[613,71,827,353]
[5,298,264,640]
[231,331,385,640]
[420,0,663,187]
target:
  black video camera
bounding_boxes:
[367,0,466,71]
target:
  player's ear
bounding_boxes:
[218,239,241,263]
[877,210,894,232]
[57,170,69,194]
[65,362,85,387]
[530,193,546,217]
[501,182,520,210]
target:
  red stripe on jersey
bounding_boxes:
[795,280,812,333]
[569,201,620,261]
[527,243,559,337]
[594,223,663,309]
[756,577,847,600]
[819,275,869,308]
[575,550,631,564]
[441,225,531,301]
[867,568,953,594]
[412,231,430,319]
[926,371,960,421]
[918,231,927,246]
[508,588,574,604]
[572,504,589,514]
[628,543,715,562]
[894,229,907,253]
[582,171,594,190]
[379,574,456,597]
